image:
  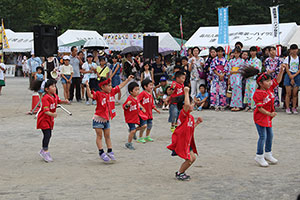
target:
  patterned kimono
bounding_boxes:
[228,57,245,108]
[264,56,282,107]
[210,57,229,107]
[244,57,262,108]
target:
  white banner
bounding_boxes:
[270,6,280,43]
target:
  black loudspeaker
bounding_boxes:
[33,25,58,57]
[143,36,158,59]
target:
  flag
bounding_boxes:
[276,45,281,56]
[270,6,280,44]
[2,19,9,49]
[180,15,183,49]
[218,7,229,44]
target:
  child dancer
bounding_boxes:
[86,75,134,162]
[60,56,73,100]
[210,46,229,111]
[244,46,262,111]
[241,64,285,167]
[169,71,185,133]
[37,79,69,162]
[228,47,244,111]
[137,79,160,143]
[167,87,203,181]
[123,82,147,150]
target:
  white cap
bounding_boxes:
[199,49,209,57]
[63,55,70,60]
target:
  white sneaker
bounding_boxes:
[162,105,166,110]
[255,154,269,167]
[86,101,90,105]
[286,108,292,114]
[92,100,97,105]
[264,152,278,164]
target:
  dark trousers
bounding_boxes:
[69,77,81,101]
[42,129,52,151]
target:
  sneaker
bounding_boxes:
[144,136,154,142]
[92,100,97,105]
[175,171,191,181]
[137,137,146,143]
[292,108,298,114]
[107,152,116,162]
[86,101,90,105]
[39,149,52,162]
[125,142,135,150]
[45,152,53,162]
[99,152,110,162]
[220,106,225,111]
[286,108,292,114]
[165,105,169,110]
[170,126,176,133]
[215,106,220,111]
[254,154,269,167]
[244,107,250,112]
[162,105,166,110]
[264,152,278,164]
[197,106,202,111]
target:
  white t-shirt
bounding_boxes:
[0,63,6,80]
[284,56,299,73]
[188,56,205,80]
[60,64,74,75]
[82,62,97,79]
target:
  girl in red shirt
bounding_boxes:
[167,87,203,181]
[37,79,69,162]
[137,79,160,143]
[86,75,134,163]
[241,64,285,167]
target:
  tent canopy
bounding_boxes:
[58,29,104,47]
[288,26,300,47]
[156,32,181,51]
[186,22,298,49]
[4,29,33,53]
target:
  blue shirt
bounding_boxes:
[196,92,208,101]
[28,57,42,73]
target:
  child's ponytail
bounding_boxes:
[240,66,260,79]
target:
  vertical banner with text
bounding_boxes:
[270,6,280,44]
[218,7,229,44]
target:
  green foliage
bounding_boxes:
[0,0,300,39]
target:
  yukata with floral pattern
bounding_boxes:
[204,57,214,92]
[210,56,229,107]
[228,57,245,108]
[244,57,262,109]
[264,56,282,107]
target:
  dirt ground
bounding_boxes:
[0,77,299,200]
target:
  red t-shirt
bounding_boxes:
[123,95,147,124]
[253,79,278,127]
[138,90,155,120]
[170,81,184,104]
[37,93,61,130]
[92,86,120,120]
[167,109,198,160]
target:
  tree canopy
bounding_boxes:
[0,0,299,39]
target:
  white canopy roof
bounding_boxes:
[288,26,300,47]
[186,22,298,49]
[58,29,104,46]
[156,32,181,51]
[4,29,33,52]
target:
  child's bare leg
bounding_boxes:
[146,129,151,137]
[138,125,147,138]
[179,151,196,173]
[63,84,67,100]
[66,83,71,100]
[103,128,112,149]
[285,86,291,109]
[128,129,137,143]
[0,86,2,94]
[292,87,298,109]
[95,128,103,150]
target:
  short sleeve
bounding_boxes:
[111,86,120,96]
[42,97,50,112]
[196,93,201,99]
[204,92,209,98]
[92,91,98,100]
[253,91,264,107]
[56,95,61,104]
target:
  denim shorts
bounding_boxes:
[92,119,110,129]
[61,75,72,84]
[128,118,146,131]
[140,119,153,130]
[168,103,179,123]
[283,73,300,87]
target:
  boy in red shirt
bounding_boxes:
[123,82,147,150]
[169,71,185,133]
[86,75,134,162]
[241,64,285,167]
[167,87,203,181]
[37,79,69,162]
[137,79,160,143]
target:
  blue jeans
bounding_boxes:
[255,124,273,155]
[168,104,179,124]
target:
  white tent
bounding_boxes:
[58,29,104,46]
[288,26,300,46]
[156,32,181,51]
[4,29,33,52]
[186,23,298,49]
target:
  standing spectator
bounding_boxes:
[189,47,205,98]
[61,56,73,101]
[235,41,243,50]
[241,51,249,61]
[22,56,29,77]
[123,53,140,80]
[0,60,6,95]
[16,53,23,77]
[109,55,122,104]
[27,53,42,89]
[205,47,217,92]
[181,57,191,87]
[69,46,83,102]
[45,57,60,80]
[152,55,166,86]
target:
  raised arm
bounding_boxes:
[183,87,191,112]
[118,75,134,89]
